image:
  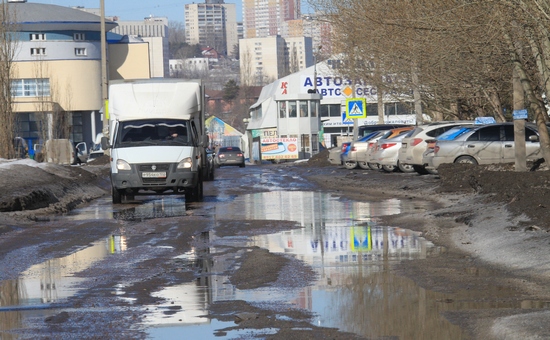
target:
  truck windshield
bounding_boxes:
[114,119,192,148]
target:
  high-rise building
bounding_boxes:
[240,36,286,85]
[185,0,238,56]
[243,0,301,38]
[239,35,312,86]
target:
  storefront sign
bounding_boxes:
[261,138,299,160]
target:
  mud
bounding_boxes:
[1,154,550,339]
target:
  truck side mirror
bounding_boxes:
[100,136,110,150]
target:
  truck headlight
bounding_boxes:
[177,157,193,169]
[116,159,131,171]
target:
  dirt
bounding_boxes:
[2,154,550,339]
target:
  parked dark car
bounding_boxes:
[215,146,245,168]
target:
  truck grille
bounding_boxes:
[139,163,171,185]
[139,164,170,171]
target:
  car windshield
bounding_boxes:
[357,131,379,142]
[437,126,474,140]
[115,119,192,147]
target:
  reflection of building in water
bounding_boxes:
[235,191,378,227]
[253,225,430,266]
[0,236,127,307]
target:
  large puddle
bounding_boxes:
[1,190,547,339]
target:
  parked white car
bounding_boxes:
[365,127,414,171]
[371,130,415,173]
[342,130,387,169]
[398,121,473,175]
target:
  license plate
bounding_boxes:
[402,143,407,148]
[142,171,166,178]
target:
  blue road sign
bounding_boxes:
[346,98,366,119]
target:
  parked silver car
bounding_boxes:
[341,130,387,169]
[425,123,543,172]
[371,130,415,173]
[399,121,473,175]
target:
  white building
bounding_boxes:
[239,35,313,86]
[245,56,418,161]
[169,58,210,78]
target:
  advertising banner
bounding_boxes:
[261,138,299,160]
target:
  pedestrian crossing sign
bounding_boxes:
[350,226,372,251]
[346,98,366,119]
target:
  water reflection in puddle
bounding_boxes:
[60,196,192,221]
[0,235,127,336]
[146,191,459,338]
[146,191,550,338]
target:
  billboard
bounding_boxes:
[261,138,299,160]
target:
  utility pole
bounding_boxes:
[100,0,109,140]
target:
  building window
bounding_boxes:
[299,101,308,117]
[288,101,298,118]
[367,103,378,116]
[11,79,51,97]
[279,101,287,118]
[301,134,310,152]
[30,33,45,41]
[30,48,46,56]
[75,48,87,56]
[74,33,85,41]
[319,103,341,118]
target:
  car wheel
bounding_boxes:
[344,161,358,170]
[398,161,415,173]
[455,156,478,165]
[240,163,245,168]
[413,164,429,175]
[367,162,379,170]
[381,164,396,173]
[358,161,370,170]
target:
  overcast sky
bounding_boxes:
[31,0,242,22]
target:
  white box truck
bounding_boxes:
[101,79,208,204]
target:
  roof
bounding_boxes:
[7,3,118,31]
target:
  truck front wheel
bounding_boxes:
[185,180,203,202]
[112,187,122,204]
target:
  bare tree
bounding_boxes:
[240,46,254,87]
[0,3,17,159]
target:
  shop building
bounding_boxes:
[245,57,418,162]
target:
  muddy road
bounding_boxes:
[1,159,550,339]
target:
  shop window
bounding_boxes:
[289,101,297,118]
[299,101,308,117]
[279,101,287,118]
[301,134,310,152]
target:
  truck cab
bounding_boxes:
[102,79,207,204]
